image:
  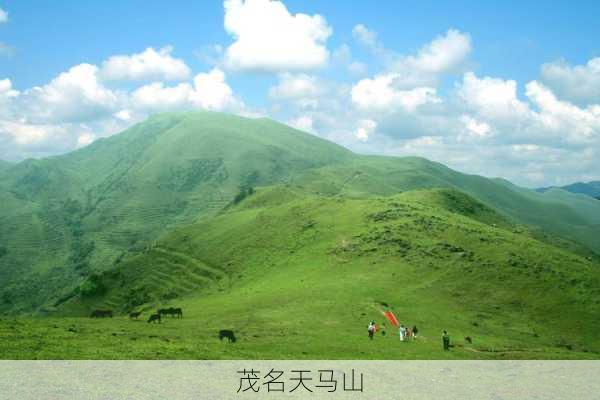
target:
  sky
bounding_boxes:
[1,1,600,187]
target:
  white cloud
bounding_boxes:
[0,58,244,159]
[114,109,131,121]
[389,29,471,88]
[0,8,7,24]
[408,29,471,73]
[130,82,191,112]
[348,61,368,76]
[0,120,63,146]
[526,80,600,141]
[0,79,19,99]
[541,58,600,105]
[351,73,440,111]
[352,24,379,50]
[354,119,377,141]
[77,132,95,147]
[331,44,351,64]
[190,68,239,110]
[289,115,315,133]
[100,46,190,82]
[131,68,240,112]
[23,63,120,123]
[460,115,491,138]
[512,144,540,153]
[269,73,321,100]
[458,72,600,145]
[223,0,332,72]
[458,72,530,120]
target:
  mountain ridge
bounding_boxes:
[538,181,600,199]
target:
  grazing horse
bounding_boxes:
[147,313,161,324]
[219,330,237,343]
[90,309,113,318]
[129,311,142,320]
[158,307,183,318]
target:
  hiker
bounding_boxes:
[399,324,406,341]
[412,325,419,339]
[368,321,376,340]
[442,330,450,351]
[406,327,413,340]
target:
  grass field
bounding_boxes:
[2,187,598,359]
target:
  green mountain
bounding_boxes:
[1,111,599,359]
[1,111,599,314]
[538,182,600,200]
[0,112,351,312]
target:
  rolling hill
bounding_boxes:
[0,111,599,359]
[538,181,600,200]
[2,186,599,359]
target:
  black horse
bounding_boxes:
[147,313,161,324]
[158,307,183,318]
[219,330,237,343]
[90,309,113,318]
[129,311,142,319]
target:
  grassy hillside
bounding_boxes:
[0,112,352,312]
[3,186,598,359]
[0,110,599,319]
[288,156,600,252]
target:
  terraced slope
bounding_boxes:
[8,186,598,359]
[0,112,352,312]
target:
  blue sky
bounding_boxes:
[1,1,599,187]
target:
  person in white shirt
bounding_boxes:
[399,324,406,341]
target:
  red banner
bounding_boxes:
[383,310,399,327]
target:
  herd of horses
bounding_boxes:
[89,307,183,323]
[89,307,237,342]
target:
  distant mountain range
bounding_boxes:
[537,181,600,200]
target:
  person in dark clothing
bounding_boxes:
[412,325,419,339]
[442,330,450,351]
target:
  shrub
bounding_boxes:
[78,273,106,297]
[232,185,255,205]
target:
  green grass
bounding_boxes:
[2,186,598,359]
